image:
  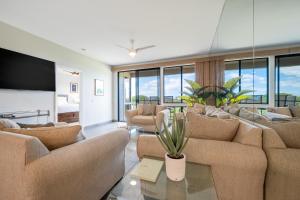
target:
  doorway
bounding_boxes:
[56,67,81,124]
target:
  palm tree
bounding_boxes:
[213,76,253,107]
[180,80,210,106]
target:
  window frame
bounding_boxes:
[163,65,195,104]
[275,53,300,107]
[224,57,269,104]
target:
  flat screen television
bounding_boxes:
[0,48,56,91]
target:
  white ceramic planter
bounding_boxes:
[165,153,186,181]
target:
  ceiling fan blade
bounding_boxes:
[116,44,130,51]
[63,70,79,75]
[136,45,156,52]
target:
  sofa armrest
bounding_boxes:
[265,148,300,200]
[156,109,170,131]
[0,131,49,200]
[25,128,129,200]
[125,109,138,125]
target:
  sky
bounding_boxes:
[279,66,300,96]
[225,65,300,97]
[135,72,194,100]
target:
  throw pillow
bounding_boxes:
[186,112,240,141]
[4,125,81,150]
[137,104,144,115]
[0,119,20,130]
[205,105,218,116]
[263,112,292,121]
[227,104,240,116]
[239,108,265,122]
[268,122,300,148]
[142,104,156,115]
[267,107,292,117]
[17,122,55,128]
[193,103,206,114]
[233,121,262,147]
[289,106,300,117]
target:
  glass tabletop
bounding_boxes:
[107,158,218,200]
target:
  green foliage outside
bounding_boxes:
[179,77,253,107]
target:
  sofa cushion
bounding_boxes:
[267,107,293,117]
[4,125,81,150]
[137,104,144,115]
[187,103,205,114]
[0,119,20,130]
[186,112,240,141]
[142,104,156,115]
[132,115,156,125]
[267,122,300,148]
[289,106,300,117]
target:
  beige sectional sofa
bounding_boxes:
[0,128,129,200]
[125,104,169,132]
[137,113,267,200]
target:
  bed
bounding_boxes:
[57,95,79,123]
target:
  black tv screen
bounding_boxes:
[0,48,56,91]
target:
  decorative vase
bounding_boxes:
[165,153,186,181]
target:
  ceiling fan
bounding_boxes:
[63,69,79,76]
[117,39,156,58]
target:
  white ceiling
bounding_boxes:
[1,0,299,66]
[210,0,300,53]
[0,0,225,66]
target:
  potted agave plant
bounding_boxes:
[155,113,190,181]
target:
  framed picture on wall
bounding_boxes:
[70,82,78,93]
[95,79,104,96]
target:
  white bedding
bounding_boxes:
[58,103,79,113]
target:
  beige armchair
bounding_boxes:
[125,104,169,132]
[0,128,129,200]
[137,117,267,200]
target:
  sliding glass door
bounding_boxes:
[118,68,160,121]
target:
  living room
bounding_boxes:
[0,0,299,200]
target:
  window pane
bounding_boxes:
[241,58,268,104]
[225,61,239,93]
[118,71,137,121]
[138,69,160,104]
[277,55,300,106]
[164,67,181,103]
[182,65,195,94]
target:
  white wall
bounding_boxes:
[0,21,112,127]
[0,89,54,124]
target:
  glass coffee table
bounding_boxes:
[107,157,218,200]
